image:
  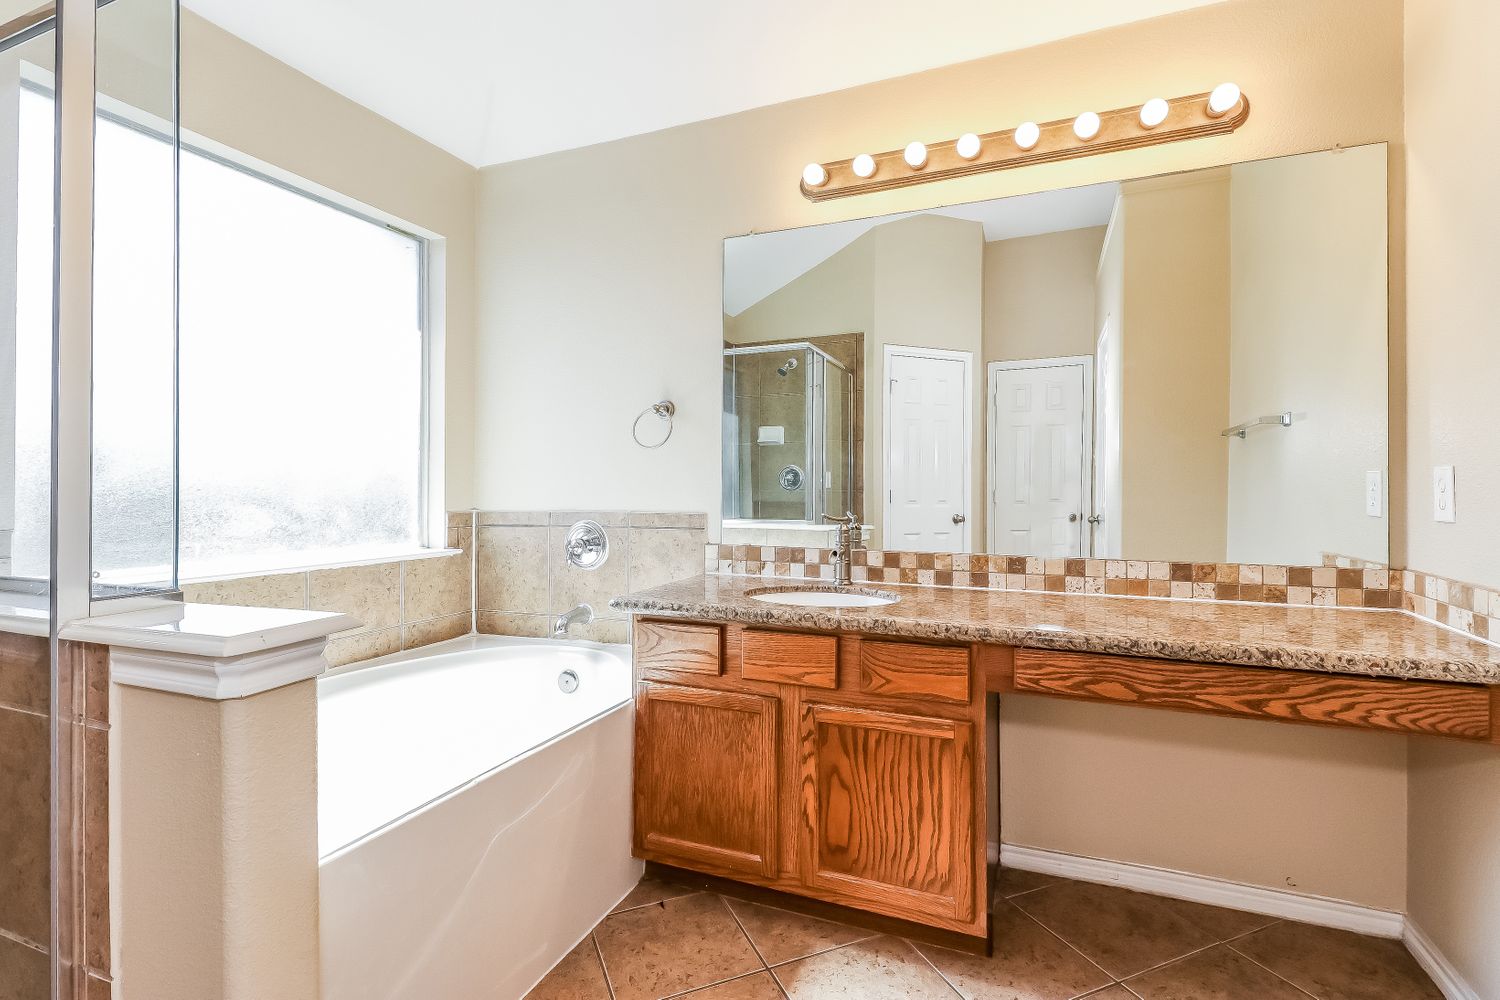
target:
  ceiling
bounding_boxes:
[723,182,1118,317]
[183,0,1225,168]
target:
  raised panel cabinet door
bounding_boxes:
[799,703,975,923]
[634,683,778,879]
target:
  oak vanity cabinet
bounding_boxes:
[631,618,986,941]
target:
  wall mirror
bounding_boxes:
[721,143,1389,567]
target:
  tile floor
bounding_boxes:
[525,868,1444,1000]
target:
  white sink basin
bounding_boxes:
[747,587,898,609]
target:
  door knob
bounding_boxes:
[952,513,966,524]
[1087,514,1103,525]
[1068,513,1080,523]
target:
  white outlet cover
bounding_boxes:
[1433,465,1456,523]
[1365,471,1383,518]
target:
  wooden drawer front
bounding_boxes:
[859,640,970,704]
[636,620,722,678]
[1012,649,1493,741]
[740,629,838,689]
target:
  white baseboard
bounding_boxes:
[1404,919,1481,1000]
[999,844,1405,939]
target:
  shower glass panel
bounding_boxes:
[1,8,57,999]
[723,343,853,527]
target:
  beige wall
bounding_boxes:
[475,0,1405,528]
[475,0,1410,910]
[1403,1,1500,996]
[1118,172,1232,561]
[180,12,479,509]
[114,680,321,1000]
[1000,698,1409,910]
[725,234,874,347]
[983,227,1105,364]
[1226,145,1389,566]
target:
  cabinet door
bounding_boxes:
[634,683,778,879]
[800,703,974,923]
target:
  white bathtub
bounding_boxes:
[317,634,642,1000]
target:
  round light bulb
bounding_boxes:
[903,141,928,169]
[1073,111,1101,141]
[1139,98,1169,129]
[1207,82,1242,117]
[852,153,877,178]
[1013,121,1040,150]
[955,132,982,159]
[802,162,828,188]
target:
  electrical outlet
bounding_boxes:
[1365,471,1382,517]
[1433,465,1457,523]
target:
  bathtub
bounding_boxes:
[317,634,642,1000]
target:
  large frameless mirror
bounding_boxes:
[721,144,1390,568]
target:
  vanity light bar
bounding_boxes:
[799,85,1249,202]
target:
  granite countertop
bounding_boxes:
[610,575,1500,686]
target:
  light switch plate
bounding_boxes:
[1365,471,1383,517]
[1433,465,1457,523]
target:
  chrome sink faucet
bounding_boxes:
[552,603,594,639]
[822,511,861,587]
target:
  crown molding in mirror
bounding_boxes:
[800,89,1250,202]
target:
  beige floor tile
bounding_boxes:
[612,873,699,913]
[1123,944,1309,999]
[772,936,959,1000]
[1153,898,1280,943]
[525,936,611,1000]
[595,892,763,1000]
[1011,881,1218,979]
[676,971,787,999]
[1230,921,1442,1000]
[1079,988,1135,998]
[916,901,1113,1000]
[726,898,875,966]
[992,866,1062,902]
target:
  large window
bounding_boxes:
[86,99,431,586]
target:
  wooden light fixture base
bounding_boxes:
[800,91,1250,202]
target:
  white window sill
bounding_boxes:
[177,546,463,586]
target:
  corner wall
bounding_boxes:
[1402,1,1500,996]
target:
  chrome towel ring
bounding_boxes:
[632,400,675,449]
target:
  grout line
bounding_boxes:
[0,925,48,954]
[902,936,969,999]
[589,932,617,1000]
[1110,940,1221,984]
[1004,897,1117,985]
[1226,941,1322,999]
[720,894,773,973]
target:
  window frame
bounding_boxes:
[88,85,449,593]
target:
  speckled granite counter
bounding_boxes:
[611,575,1500,686]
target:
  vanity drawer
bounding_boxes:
[740,629,838,689]
[857,639,971,704]
[1012,649,1493,740]
[635,620,723,678]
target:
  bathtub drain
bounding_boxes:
[558,669,580,694]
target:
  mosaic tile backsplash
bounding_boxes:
[704,544,1499,648]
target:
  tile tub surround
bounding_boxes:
[0,633,113,997]
[181,513,475,668]
[611,573,1500,684]
[526,869,1441,999]
[476,511,707,645]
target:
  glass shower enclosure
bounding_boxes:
[723,343,855,527]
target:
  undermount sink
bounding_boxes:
[747,586,899,609]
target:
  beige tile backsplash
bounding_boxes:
[476,511,707,644]
[179,511,708,666]
[181,518,474,668]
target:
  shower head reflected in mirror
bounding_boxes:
[776,357,799,377]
